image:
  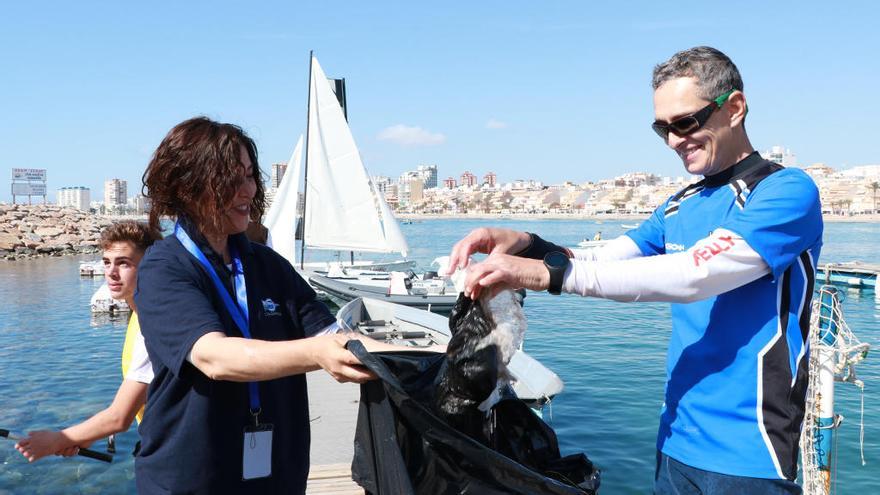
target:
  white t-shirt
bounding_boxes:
[125,328,154,384]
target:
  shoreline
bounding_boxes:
[2,204,877,262]
[398,212,880,223]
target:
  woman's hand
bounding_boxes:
[311,335,376,383]
[446,228,531,275]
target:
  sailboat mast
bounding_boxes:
[299,50,314,269]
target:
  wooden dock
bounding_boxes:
[816,261,879,288]
[306,370,364,494]
[307,463,363,494]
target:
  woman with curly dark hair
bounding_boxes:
[135,117,373,494]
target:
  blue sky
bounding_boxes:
[2,1,878,203]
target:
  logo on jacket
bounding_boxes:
[262,298,281,316]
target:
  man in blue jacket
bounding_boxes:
[447,46,822,494]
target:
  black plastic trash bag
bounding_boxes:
[347,340,600,495]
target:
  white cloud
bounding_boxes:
[377,124,446,146]
[486,118,508,129]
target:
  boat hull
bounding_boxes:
[310,272,457,314]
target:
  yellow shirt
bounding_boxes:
[120,312,146,424]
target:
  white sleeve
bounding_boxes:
[562,228,770,303]
[125,330,155,384]
[570,235,644,262]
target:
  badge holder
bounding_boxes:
[242,410,274,481]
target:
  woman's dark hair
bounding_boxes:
[142,117,266,234]
[100,220,162,253]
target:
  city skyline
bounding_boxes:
[3,2,879,203]
[4,142,873,209]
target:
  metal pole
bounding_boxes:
[299,50,314,270]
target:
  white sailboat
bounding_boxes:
[266,54,414,274]
[292,54,469,312]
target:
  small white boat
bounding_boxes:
[90,282,130,314]
[577,239,609,248]
[336,297,564,406]
[621,223,640,229]
[79,260,104,277]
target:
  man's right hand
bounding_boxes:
[446,228,531,275]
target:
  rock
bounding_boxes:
[24,233,43,249]
[0,232,22,250]
[46,241,72,250]
[35,227,63,237]
[0,204,149,261]
[54,234,80,244]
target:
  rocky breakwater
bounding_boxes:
[0,204,113,260]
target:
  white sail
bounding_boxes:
[303,56,408,255]
[373,181,409,257]
[265,135,303,266]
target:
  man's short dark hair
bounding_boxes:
[652,46,744,101]
[100,221,162,253]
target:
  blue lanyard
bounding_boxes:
[174,223,262,418]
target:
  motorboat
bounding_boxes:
[79,260,104,277]
[90,282,130,314]
[577,239,609,248]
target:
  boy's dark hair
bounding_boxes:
[100,221,162,253]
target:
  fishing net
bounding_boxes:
[799,285,870,495]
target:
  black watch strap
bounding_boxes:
[544,251,569,295]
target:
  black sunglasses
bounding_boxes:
[652,90,734,141]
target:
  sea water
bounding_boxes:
[1,219,877,494]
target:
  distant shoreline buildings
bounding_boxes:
[361,147,879,217]
[11,145,880,218]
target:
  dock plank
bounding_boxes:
[307,463,363,494]
[816,261,879,288]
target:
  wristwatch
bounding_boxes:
[543,251,569,295]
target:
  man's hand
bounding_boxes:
[446,228,532,275]
[463,253,549,299]
[310,335,376,383]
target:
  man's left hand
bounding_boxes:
[463,252,549,299]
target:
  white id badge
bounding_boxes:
[242,424,273,480]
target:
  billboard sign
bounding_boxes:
[12,183,47,196]
[12,168,47,181]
